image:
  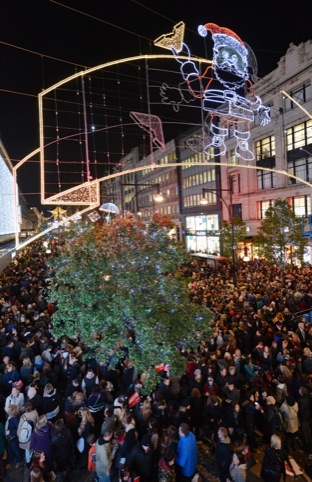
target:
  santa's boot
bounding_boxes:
[205,125,227,156]
[234,129,254,161]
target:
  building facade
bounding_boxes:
[106,40,312,262]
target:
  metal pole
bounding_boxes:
[120,181,125,217]
[229,180,236,287]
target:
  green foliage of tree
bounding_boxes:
[47,214,213,393]
[253,199,308,266]
[220,217,247,259]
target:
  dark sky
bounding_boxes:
[0,0,310,207]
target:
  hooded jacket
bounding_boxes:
[95,438,114,476]
[30,422,54,462]
[229,461,247,482]
[42,388,60,420]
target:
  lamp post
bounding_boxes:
[119,181,164,217]
[199,181,236,287]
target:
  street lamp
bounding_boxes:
[199,181,236,287]
[299,147,312,156]
[119,182,164,217]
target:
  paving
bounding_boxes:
[4,436,312,482]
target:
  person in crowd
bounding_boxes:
[27,385,43,415]
[175,423,197,482]
[203,395,223,442]
[297,386,312,456]
[175,398,191,428]
[226,451,247,482]
[64,377,81,398]
[17,400,39,464]
[82,368,100,399]
[158,447,176,482]
[42,382,61,422]
[5,385,25,415]
[0,420,6,479]
[118,419,138,470]
[160,425,179,456]
[101,404,121,437]
[216,426,231,482]
[188,369,204,395]
[223,402,245,447]
[129,432,157,482]
[95,427,118,482]
[135,398,152,439]
[87,433,99,482]
[260,434,292,482]
[5,404,22,469]
[20,356,34,387]
[76,406,95,469]
[189,388,204,440]
[202,376,220,399]
[2,362,20,396]
[242,390,260,451]
[51,418,75,480]
[29,466,45,482]
[280,394,300,451]
[30,414,54,472]
[244,355,261,385]
[29,450,51,482]
[87,384,108,437]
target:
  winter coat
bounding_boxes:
[17,408,39,449]
[261,446,288,482]
[130,443,156,482]
[175,432,197,477]
[95,438,114,477]
[27,394,43,415]
[87,391,107,413]
[51,426,75,472]
[229,461,247,482]
[216,436,231,470]
[242,400,256,436]
[5,392,25,415]
[3,369,20,392]
[0,423,6,458]
[190,396,204,428]
[81,374,99,399]
[30,422,54,463]
[20,366,33,386]
[5,415,20,442]
[42,389,60,420]
[298,394,311,422]
[280,401,299,433]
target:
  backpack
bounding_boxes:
[18,415,34,444]
[273,409,285,434]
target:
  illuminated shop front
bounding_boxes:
[185,214,220,253]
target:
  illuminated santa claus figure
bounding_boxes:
[156,22,271,161]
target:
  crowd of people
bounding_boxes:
[0,241,312,482]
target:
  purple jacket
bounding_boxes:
[30,422,54,462]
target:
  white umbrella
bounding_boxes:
[99,202,120,213]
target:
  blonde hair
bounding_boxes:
[23,357,33,368]
[80,407,94,424]
[271,434,282,450]
[8,403,20,417]
[5,363,14,372]
[73,392,85,405]
[36,414,48,430]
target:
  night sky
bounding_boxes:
[0,0,310,207]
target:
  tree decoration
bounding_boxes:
[253,199,308,266]
[47,214,213,393]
